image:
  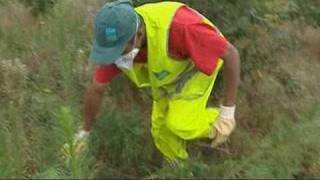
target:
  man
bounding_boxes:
[74,0,240,161]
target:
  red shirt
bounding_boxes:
[95,6,228,84]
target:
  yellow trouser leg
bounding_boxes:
[167,101,219,140]
[151,61,223,160]
[151,98,189,160]
[166,61,222,141]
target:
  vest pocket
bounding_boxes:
[171,71,215,100]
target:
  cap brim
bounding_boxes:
[89,40,125,65]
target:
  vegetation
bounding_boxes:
[0,0,320,178]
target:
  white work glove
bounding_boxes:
[61,129,90,159]
[73,129,90,152]
[211,105,236,147]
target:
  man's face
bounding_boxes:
[121,35,136,55]
[120,21,145,56]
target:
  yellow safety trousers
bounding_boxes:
[151,61,223,160]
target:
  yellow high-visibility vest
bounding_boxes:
[120,2,223,100]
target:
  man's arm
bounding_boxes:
[82,80,107,131]
[210,42,240,147]
[61,80,107,156]
[221,42,240,106]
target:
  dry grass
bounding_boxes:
[300,27,320,61]
[0,1,36,29]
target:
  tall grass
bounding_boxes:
[154,104,320,179]
[0,0,320,178]
[58,106,81,178]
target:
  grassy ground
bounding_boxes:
[0,0,320,178]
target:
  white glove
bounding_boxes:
[74,130,90,144]
[61,129,90,159]
[73,129,90,153]
[211,105,236,147]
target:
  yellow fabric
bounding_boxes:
[118,2,225,160]
[122,2,191,88]
[121,63,150,88]
[136,2,192,88]
[152,61,223,160]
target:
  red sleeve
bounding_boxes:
[185,23,228,75]
[94,64,121,84]
[169,6,228,76]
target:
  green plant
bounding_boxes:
[20,0,57,17]
[57,106,80,178]
[89,108,158,178]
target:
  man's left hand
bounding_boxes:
[211,105,236,147]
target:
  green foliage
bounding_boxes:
[1,0,320,179]
[57,106,80,178]
[154,105,320,179]
[56,106,96,179]
[89,109,158,177]
[19,0,57,17]
[284,0,320,26]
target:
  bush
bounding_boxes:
[19,0,57,17]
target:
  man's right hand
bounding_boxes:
[61,129,90,159]
[61,76,107,159]
[73,129,90,153]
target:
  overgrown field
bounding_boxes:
[0,0,320,178]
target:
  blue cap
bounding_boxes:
[90,0,138,65]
